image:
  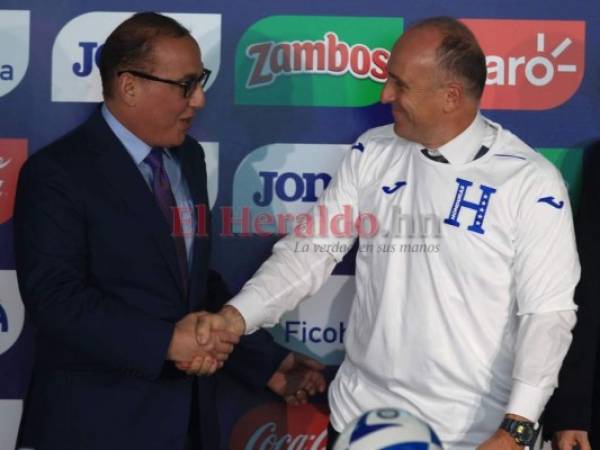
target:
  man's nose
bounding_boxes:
[380,80,396,104]
[189,84,206,109]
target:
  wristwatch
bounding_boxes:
[499,418,540,448]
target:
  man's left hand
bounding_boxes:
[477,430,521,450]
[267,352,327,405]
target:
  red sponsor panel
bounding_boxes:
[0,139,27,224]
[230,402,329,450]
[462,19,585,110]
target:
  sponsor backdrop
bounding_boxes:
[0,1,597,449]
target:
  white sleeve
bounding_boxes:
[507,310,576,421]
[507,166,580,421]
[229,143,364,333]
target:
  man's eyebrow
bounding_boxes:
[387,71,407,87]
[180,69,204,80]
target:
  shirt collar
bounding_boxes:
[101,104,174,165]
[429,113,487,165]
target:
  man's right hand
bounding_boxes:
[179,306,246,375]
[553,430,591,450]
[197,305,246,342]
[167,312,239,375]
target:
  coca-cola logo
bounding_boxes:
[0,139,27,224]
[229,402,329,450]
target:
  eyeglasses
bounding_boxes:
[117,68,212,98]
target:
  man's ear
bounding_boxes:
[114,72,138,106]
[443,81,464,113]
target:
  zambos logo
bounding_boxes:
[235,15,403,107]
[462,19,585,110]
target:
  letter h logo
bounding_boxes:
[443,178,497,235]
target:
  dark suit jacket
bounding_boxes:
[544,143,600,446]
[13,109,287,450]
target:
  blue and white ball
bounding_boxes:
[333,407,443,450]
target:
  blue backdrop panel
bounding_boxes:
[0,1,597,449]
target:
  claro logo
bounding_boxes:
[463,19,585,110]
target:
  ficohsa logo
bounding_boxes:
[462,19,585,110]
[0,11,30,97]
[0,271,25,356]
[52,12,221,102]
[235,15,403,107]
[271,275,354,365]
[229,403,329,450]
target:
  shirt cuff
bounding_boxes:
[506,380,552,422]
[227,289,268,335]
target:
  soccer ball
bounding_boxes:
[333,407,443,450]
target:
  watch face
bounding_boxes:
[515,424,534,444]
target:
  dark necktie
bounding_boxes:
[421,145,489,164]
[144,147,189,293]
[421,149,449,163]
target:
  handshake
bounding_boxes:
[166,306,326,404]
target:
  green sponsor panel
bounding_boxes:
[235,15,403,107]
[538,148,582,210]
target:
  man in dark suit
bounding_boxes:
[543,143,600,450]
[14,12,324,450]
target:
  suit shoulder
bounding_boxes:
[24,120,92,173]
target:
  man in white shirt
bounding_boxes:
[190,16,580,450]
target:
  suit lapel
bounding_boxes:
[177,142,212,311]
[85,111,186,299]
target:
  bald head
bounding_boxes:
[407,17,487,100]
[380,17,486,147]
